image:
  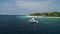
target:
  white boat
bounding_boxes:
[28,18,38,24]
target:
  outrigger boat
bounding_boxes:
[28,18,38,24]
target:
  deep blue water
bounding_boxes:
[0,15,60,34]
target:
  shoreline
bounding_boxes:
[27,16,60,18]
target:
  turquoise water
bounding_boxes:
[0,15,60,34]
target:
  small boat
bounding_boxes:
[28,18,38,24]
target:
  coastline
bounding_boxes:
[27,16,60,18]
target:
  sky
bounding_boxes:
[0,0,60,15]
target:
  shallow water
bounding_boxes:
[0,15,60,34]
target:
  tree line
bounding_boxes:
[29,12,60,17]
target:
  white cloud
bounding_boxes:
[0,0,59,15]
[0,2,26,15]
[16,0,54,13]
[3,3,13,6]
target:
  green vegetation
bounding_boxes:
[48,12,54,16]
[29,12,60,17]
[29,13,42,16]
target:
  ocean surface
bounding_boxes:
[0,15,60,34]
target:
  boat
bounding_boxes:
[28,18,38,24]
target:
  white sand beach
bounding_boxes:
[27,16,60,18]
